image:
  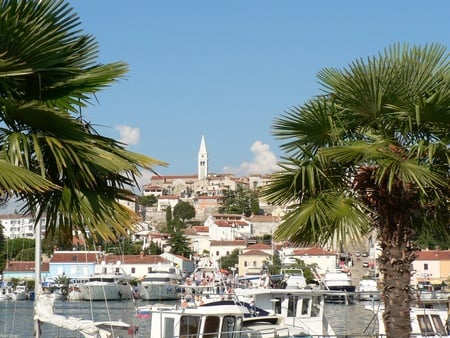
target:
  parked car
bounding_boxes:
[354,251,361,257]
[362,251,369,257]
[362,261,369,268]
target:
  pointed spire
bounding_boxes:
[198,135,208,180]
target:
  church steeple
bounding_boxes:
[198,135,208,180]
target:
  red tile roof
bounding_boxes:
[4,261,49,272]
[51,252,98,263]
[210,240,247,246]
[247,243,272,250]
[101,254,168,265]
[415,250,450,260]
[292,247,336,256]
[241,249,270,256]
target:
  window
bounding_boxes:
[180,315,200,338]
[431,314,446,336]
[424,263,429,270]
[221,316,237,338]
[244,261,248,267]
[252,261,257,267]
[216,251,220,256]
[164,317,175,338]
[203,316,220,338]
[131,267,135,273]
[417,315,434,335]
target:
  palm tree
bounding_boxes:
[262,44,450,338]
[0,0,167,242]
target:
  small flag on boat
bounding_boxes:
[136,308,151,318]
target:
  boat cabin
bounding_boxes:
[148,304,245,338]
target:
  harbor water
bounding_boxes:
[0,299,381,337]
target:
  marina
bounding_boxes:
[0,297,383,337]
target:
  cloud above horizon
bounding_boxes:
[225,140,279,176]
[115,124,140,145]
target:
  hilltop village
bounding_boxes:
[1,136,449,288]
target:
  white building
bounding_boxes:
[0,214,46,239]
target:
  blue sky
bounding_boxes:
[68,1,450,182]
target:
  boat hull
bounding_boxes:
[138,283,181,300]
[80,284,133,301]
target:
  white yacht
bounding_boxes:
[79,267,133,301]
[138,264,181,300]
[321,267,356,303]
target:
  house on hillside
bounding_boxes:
[206,214,252,241]
[238,249,271,277]
[248,215,279,237]
[411,250,450,285]
[209,240,247,262]
[280,247,337,270]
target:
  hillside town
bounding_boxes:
[1,136,448,290]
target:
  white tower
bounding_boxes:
[198,135,208,180]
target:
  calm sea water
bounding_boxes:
[0,298,380,337]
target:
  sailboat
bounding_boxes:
[33,222,136,337]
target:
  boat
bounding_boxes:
[11,284,29,300]
[138,263,182,300]
[279,268,308,289]
[357,278,380,301]
[233,287,336,336]
[0,281,13,301]
[136,300,313,338]
[321,267,356,303]
[366,300,450,337]
[79,264,134,301]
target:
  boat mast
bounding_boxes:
[34,219,42,338]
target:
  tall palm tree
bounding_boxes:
[262,44,450,338]
[0,0,167,242]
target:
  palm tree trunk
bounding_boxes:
[378,213,417,338]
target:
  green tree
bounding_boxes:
[262,44,450,338]
[0,0,167,243]
[136,195,157,207]
[166,205,173,224]
[146,240,163,255]
[173,201,196,223]
[219,185,252,216]
[220,248,240,272]
[167,227,192,257]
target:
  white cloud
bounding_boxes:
[225,141,279,176]
[115,124,140,146]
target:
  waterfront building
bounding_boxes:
[0,214,46,239]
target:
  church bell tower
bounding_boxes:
[198,135,208,180]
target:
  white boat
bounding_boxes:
[79,272,134,301]
[367,301,450,337]
[0,281,13,301]
[138,264,181,300]
[233,287,336,336]
[11,284,29,300]
[321,267,356,303]
[279,268,308,289]
[357,279,380,301]
[136,301,310,338]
